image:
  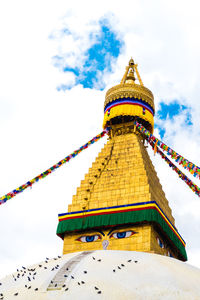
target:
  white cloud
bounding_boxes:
[0,0,200,278]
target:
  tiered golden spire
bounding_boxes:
[57,59,187,262]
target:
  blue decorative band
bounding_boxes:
[104,97,155,116]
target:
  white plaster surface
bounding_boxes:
[1,250,200,299]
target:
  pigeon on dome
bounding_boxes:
[1,251,200,299]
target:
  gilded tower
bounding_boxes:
[57,59,187,262]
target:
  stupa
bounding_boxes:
[1,59,200,300]
[57,58,186,261]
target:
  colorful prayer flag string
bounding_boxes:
[149,138,200,197]
[135,121,200,180]
[134,121,200,197]
[0,129,108,206]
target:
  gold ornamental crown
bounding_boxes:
[103,58,155,132]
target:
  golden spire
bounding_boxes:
[57,59,187,262]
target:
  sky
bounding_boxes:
[0,0,200,278]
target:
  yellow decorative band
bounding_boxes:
[103,103,154,129]
[104,98,154,115]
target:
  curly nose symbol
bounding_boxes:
[102,240,109,250]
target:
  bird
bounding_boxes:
[113,269,116,272]
[97,291,102,294]
[83,271,87,274]
[127,259,132,262]
[14,293,18,296]
[35,288,38,291]
[65,288,69,291]
[121,264,125,267]
[62,284,66,288]
[28,286,31,289]
[71,276,74,279]
[81,281,85,284]
[134,260,138,263]
[94,287,99,290]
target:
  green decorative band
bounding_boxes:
[57,201,187,261]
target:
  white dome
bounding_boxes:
[1,250,200,299]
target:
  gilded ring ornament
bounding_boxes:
[104,83,154,111]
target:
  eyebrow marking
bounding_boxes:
[96,230,105,236]
[108,227,119,236]
[108,228,139,236]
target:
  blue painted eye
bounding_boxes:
[111,231,134,239]
[86,236,95,242]
[168,251,173,257]
[77,235,100,242]
[157,237,164,248]
[116,232,126,238]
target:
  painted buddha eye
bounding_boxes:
[110,231,134,239]
[76,235,101,242]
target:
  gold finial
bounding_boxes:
[120,58,144,86]
[129,58,134,66]
[126,68,135,82]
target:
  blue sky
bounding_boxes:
[155,101,192,138]
[52,18,193,142]
[54,20,123,91]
